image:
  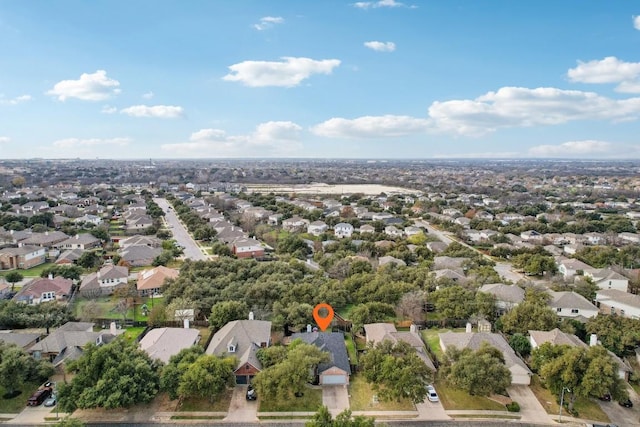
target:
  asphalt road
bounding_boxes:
[153,198,209,261]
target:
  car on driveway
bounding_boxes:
[427,385,439,402]
[246,385,257,401]
[27,388,51,406]
[618,398,633,408]
[44,394,57,407]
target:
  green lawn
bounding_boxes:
[0,262,54,278]
[336,304,354,319]
[74,296,164,322]
[259,387,322,412]
[348,374,415,411]
[179,388,233,412]
[435,381,506,411]
[0,382,39,413]
[529,375,609,422]
[420,328,465,362]
[345,335,357,365]
[123,327,146,341]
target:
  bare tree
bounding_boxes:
[396,290,427,323]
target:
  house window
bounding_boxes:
[621,310,625,316]
[556,307,562,312]
[228,345,235,353]
[610,307,615,315]
[571,309,579,314]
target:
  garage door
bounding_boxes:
[321,375,347,385]
[235,375,248,385]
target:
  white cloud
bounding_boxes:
[353,0,406,9]
[254,16,284,30]
[223,57,341,87]
[0,136,10,144]
[528,140,612,157]
[567,57,640,93]
[101,105,117,114]
[634,15,640,30]
[52,137,131,149]
[364,41,396,52]
[0,94,31,105]
[311,115,429,138]
[427,86,640,136]
[46,70,121,101]
[120,105,184,118]
[142,91,154,99]
[161,121,303,156]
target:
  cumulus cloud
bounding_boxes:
[0,136,10,144]
[364,41,396,52]
[353,0,406,9]
[52,137,131,148]
[223,57,340,87]
[120,105,184,118]
[46,70,121,101]
[528,140,612,157]
[142,91,154,99]
[567,56,640,93]
[254,16,284,30]
[427,86,640,136]
[634,15,640,30]
[311,115,429,138]
[0,94,31,105]
[161,121,303,156]
[101,105,117,114]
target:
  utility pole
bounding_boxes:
[559,387,570,423]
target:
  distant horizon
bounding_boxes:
[1,1,640,159]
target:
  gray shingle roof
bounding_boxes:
[139,327,200,364]
[290,331,351,376]
[206,320,271,372]
[548,291,597,311]
[479,284,525,304]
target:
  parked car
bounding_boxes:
[44,394,57,407]
[246,385,257,401]
[598,393,611,401]
[27,388,51,406]
[426,385,439,402]
[618,398,633,408]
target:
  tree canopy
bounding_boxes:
[499,289,558,335]
[441,343,512,396]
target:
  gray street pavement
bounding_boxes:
[153,197,209,261]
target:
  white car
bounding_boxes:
[427,385,439,402]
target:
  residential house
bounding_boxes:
[80,265,129,296]
[137,266,179,296]
[478,283,525,313]
[529,328,631,381]
[13,276,73,305]
[584,268,629,292]
[404,226,423,237]
[56,234,102,251]
[21,201,49,213]
[433,268,466,283]
[619,232,640,244]
[426,241,448,253]
[334,223,354,239]
[124,213,154,232]
[55,249,84,265]
[29,322,119,367]
[548,291,598,320]
[282,216,309,232]
[290,331,351,385]
[267,213,283,226]
[119,245,162,267]
[0,246,46,270]
[359,224,375,234]
[0,331,41,350]
[378,256,406,268]
[363,323,435,371]
[454,217,471,228]
[139,327,200,364]
[520,230,543,243]
[119,235,162,248]
[206,319,272,384]
[384,225,403,238]
[73,214,103,227]
[439,331,532,385]
[595,289,640,318]
[308,221,329,236]
[231,238,265,259]
[20,231,69,248]
[557,258,593,280]
[433,256,468,271]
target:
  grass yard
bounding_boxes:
[74,296,164,323]
[123,327,146,341]
[345,334,358,365]
[0,262,54,278]
[420,328,465,362]
[348,374,415,411]
[178,387,233,412]
[259,387,322,412]
[528,375,609,422]
[336,304,355,319]
[0,382,39,413]
[435,381,506,411]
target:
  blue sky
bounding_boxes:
[2,0,640,159]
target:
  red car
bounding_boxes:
[27,388,52,406]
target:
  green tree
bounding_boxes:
[178,355,236,402]
[533,343,627,413]
[209,300,249,330]
[40,265,82,281]
[509,333,532,357]
[256,345,288,368]
[442,343,512,396]
[77,251,101,269]
[432,286,475,320]
[306,407,376,427]
[0,342,53,397]
[4,271,23,292]
[349,302,396,333]
[57,339,160,411]
[585,314,640,356]
[160,346,204,400]
[500,289,558,335]
[90,227,110,242]
[360,340,433,403]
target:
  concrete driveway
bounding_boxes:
[223,386,258,422]
[416,398,449,420]
[6,402,58,425]
[323,385,349,416]
[507,385,553,424]
[598,385,640,427]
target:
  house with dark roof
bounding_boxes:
[290,331,351,386]
[0,331,41,350]
[20,231,69,248]
[206,319,272,384]
[14,276,73,305]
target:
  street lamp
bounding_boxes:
[559,387,571,423]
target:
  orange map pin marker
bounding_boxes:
[313,303,334,332]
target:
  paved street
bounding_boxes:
[153,197,209,261]
[597,385,640,427]
[494,262,526,284]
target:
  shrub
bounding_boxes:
[506,401,520,412]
